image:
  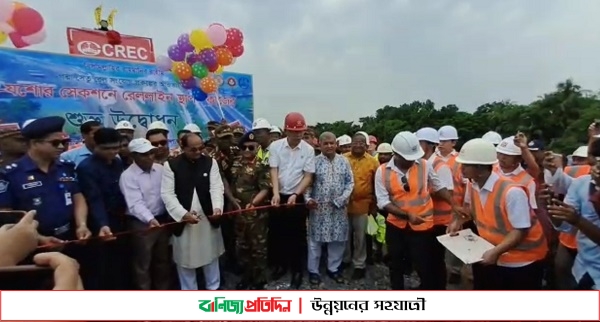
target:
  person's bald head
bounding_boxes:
[319,132,337,157]
[319,132,336,142]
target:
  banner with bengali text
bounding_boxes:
[0,48,253,144]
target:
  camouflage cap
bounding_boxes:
[232,126,245,135]
[0,129,22,140]
[214,125,234,138]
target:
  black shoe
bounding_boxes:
[309,273,321,285]
[326,270,344,284]
[448,273,461,285]
[250,282,266,290]
[338,262,350,272]
[271,267,287,281]
[236,281,250,290]
[290,273,303,289]
[352,268,365,280]
[366,257,374,266]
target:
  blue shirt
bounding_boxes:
[60,146,92,168]
[0,155,80,235]
[76,155,126,230]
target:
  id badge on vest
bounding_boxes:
[64,192,72,206]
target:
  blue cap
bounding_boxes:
[527,139,545,151]
[21,116,66,140]
[238,131,255,149]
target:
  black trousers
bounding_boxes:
[386,222,446,290]
[268,194,307,274]
[472,261,544,290]
[221,200,238,268]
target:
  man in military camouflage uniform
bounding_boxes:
[0,128,26,167]
[230,131,271,289]
[206,120,220,139]
[232,125,245,145]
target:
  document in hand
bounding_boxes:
[437,229,495,264]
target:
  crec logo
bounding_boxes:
[76,41,102,56]
[75,40,150,61]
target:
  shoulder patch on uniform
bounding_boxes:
[0,180,9,193]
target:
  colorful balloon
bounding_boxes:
[206,23,227,47]
[9,32,27,48]
[215,47,233,66]
[191,87,208,101]
[215,65,224,75]
[11,7,43,36]
[189,29,212,50]
[180,78,196,90]
[156,55,173,71]
[198,48,217,66]
[199,77,218,94]
[229,45,244,58]
[0,31,6,45]
[225,28,243,48]
[167,44,185,62]
[176,33,194,53]
[186,53,202,65]
[171,61,192,80]
[207,61,219,73]
[191,63,209,79]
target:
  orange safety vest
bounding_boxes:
[564,165,591,178]
[440,154,465,206]
[381,160,434,231]
[469,178,548,263]
[431,158,453,226]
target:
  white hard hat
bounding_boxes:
[572,145,588,158]
[391,131,424,161]
[376,143,393,154]
[252,118,271,130]
[415,127,439,144]
[496,136,521,156]
[336,134,352,146]
[270,126,282,134]
[183,123,201,133]
[148,121,168,132]
[356,131,369,143]
[456,138,498,165]
[128,138,156,154]
[115,121,134,131]
[22,119,36,129]
[438,125,458,141]
[481,131,502,145]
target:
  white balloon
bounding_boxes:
[0,0,14,23]
[0,21,14,34]
[22,29,46,45]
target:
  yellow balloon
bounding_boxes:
[0,32,7,45]
[215,66,224,75]
[189,29,212,50]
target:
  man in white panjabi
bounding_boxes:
[161,133,225,290]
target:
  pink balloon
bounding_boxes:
[21,28,46,45]
[156,55,173,72]
[0,0,14,22]
[9,32,29,48]
[12,7,44,36]
[206,23,227,47]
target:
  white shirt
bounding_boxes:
[497,165,538,209]
[269,138,316,195]
[119,162,166,223]
[375,159,444,210]
[435,149,458,162]
[464,172,532,267]
[429,154,454,190]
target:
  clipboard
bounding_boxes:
[436,229,495,264]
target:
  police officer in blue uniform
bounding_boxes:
[0,116,92,244]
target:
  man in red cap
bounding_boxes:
[269,112,316,289]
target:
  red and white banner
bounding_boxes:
[66,27,155,63]
[0,290,598,321]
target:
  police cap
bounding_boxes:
[238,131,255,148]
[21,116,65,140]
[207,121,220,129]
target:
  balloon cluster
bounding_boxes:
[156,23,245,102]
[0,0,46,48]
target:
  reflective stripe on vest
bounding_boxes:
[470,179,547,262]
[431,158,453,225]
[257,147,270,164]
[559,230,577,249]
[565,165,591,178]
[382,161,434,231]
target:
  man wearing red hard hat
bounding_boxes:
[268,112,316,289]
[368,135,378,156]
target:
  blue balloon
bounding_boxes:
[191,87,207,101]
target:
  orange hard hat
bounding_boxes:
[284,112,307,132]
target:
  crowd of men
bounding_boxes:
[0,111,599,291]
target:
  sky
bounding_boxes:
[20,0,600,125]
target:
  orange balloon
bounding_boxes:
[199,77,218,94]
[172,62,192,80]
[215,47,233,66]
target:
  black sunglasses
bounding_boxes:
[151,140,168,147]
[401,175,410,192]
[42,139,70,148]
[242,145,256,152]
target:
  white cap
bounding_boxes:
[22,119,36,129]
[148,121,168,132]
[438,125,458,141]
[183,123,201,133]
[391,131,424,161]
[128,138,156,153]
[356,131,369,143]
[336,134,352,146]
[496,136,521,156]
[270,126,281,134]
[252,118,271,130]
[376,143,393,153]
[415,127,440,144]
[481,131,502,145]
[572,146,588,158]
[115,121,134,131]
[456,138,498,165]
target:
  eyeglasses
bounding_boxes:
[242,145,256,152]
[42,139,70,148]
[401,175,410,192]
[151,140,168,147]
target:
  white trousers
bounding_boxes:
[343,214,368,269]
[307,239,346,274]
[176,257,220,290]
